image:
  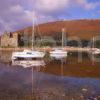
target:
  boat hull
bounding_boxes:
[12,50,45,60]
[50,49,67,59]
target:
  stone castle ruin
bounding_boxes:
[1,32,20,47]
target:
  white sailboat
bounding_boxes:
[50,28,68,59]
[89,37,100,54]
[12,17,45,60]
[12,49,45,60]
[90,48,100,54]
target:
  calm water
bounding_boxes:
[0,51,100,100]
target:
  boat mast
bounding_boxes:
[62,28,65,48]
[32,16,35,50]
[93,36,95,48]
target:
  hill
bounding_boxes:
[16,19,100,40]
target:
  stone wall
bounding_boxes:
[1,32,18,47]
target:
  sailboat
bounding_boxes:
[12,18,45,60]
[12,49,45,60]
[50,28,68,59]
[89,37,100,54]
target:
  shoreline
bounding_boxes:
[0,47,52,51]
[0,46,90,52]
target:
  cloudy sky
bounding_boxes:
[0,0,100,34]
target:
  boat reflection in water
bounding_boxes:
[12,59,46,68]
[12,59,46,98]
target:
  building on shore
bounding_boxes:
[0,32,22,47]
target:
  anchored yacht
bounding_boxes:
[12,49,45,60]
[50,48,67,59]
[50,28,68,59]
[89,37,100,54]
[90,48,100,54]
[12,16,45,61]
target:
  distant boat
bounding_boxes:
[89,37,100,54]
[90,48,100,54]
[50,28,68,59]
[12,16,45,61]
[50,48,67,59]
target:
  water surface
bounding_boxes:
[0,51,100,100]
